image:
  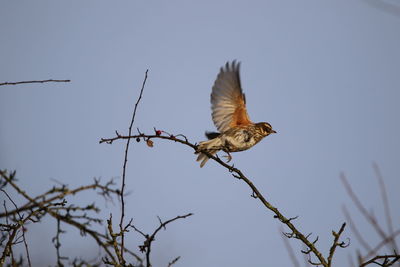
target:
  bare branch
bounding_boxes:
[359,254,400,267]
[100,132,329,266]
[0,79,70,86]
[0,177,119,218]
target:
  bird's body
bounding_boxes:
[196,61,276,167]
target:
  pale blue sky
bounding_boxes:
[1,1,400,266]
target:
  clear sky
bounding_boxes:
[1,1,399,266]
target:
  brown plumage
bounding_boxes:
[196,61,276,167]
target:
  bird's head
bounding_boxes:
[257,122,276,136]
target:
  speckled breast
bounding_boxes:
[221,127,264,152]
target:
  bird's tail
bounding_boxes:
[196,151,217,168]
[196,138,222,167]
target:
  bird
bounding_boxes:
[196,61,276,167]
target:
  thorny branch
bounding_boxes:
[53,218,67,266]
[101,130,399,267]
[100,131,347,266]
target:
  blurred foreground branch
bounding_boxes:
[341,171,400,267]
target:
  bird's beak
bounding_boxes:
[271,130,277,134]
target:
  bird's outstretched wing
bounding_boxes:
[210,61,252,133]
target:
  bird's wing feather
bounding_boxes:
[211,61,252,133]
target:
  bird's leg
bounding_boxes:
[222,151,232,163]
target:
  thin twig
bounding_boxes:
[131,213,193,267]
[119,69,149,262]
[327,223,348,266]
[167,256,181,267]
[53,217,67,266]
[0,79,70,86]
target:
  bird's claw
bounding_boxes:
[222,153,232,163]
